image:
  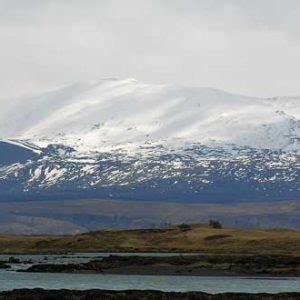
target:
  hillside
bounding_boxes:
[0,199,300,235]
[1,224,300,255]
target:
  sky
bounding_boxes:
[0,0,300,100]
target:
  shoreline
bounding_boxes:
[19,254,300,277]
[0,289,299,300]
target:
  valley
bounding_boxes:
[0,198,299,235]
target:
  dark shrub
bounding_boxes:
[178,223,191,232]
[209,220,222,229]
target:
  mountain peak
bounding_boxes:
[0,79,299,152]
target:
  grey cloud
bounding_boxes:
[0,0,299,100]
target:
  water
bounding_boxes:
[0,271,299,294]
[0,253,299,294]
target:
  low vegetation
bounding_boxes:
[0,289,299,300]
[178,223,192,232]
[0,223,300,255]
[22,254,300,276]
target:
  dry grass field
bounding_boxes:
[0,224,300,255]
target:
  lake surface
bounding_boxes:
[0,253,299,294]
[0,272,299,294]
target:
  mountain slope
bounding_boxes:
[0,79,299,206]
[1,78,300,151]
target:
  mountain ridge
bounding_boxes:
[1,78,300,152]
[0,79,299,216]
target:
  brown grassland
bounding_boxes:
[0,224,300,255]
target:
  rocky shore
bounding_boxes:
[0,289,299,300]
[0,261,10,270]
[22,254,300,276]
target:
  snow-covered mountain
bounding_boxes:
[0,78,299,203]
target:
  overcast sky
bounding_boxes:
[0,0,300,99]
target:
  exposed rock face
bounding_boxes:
[1,141,299,204]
